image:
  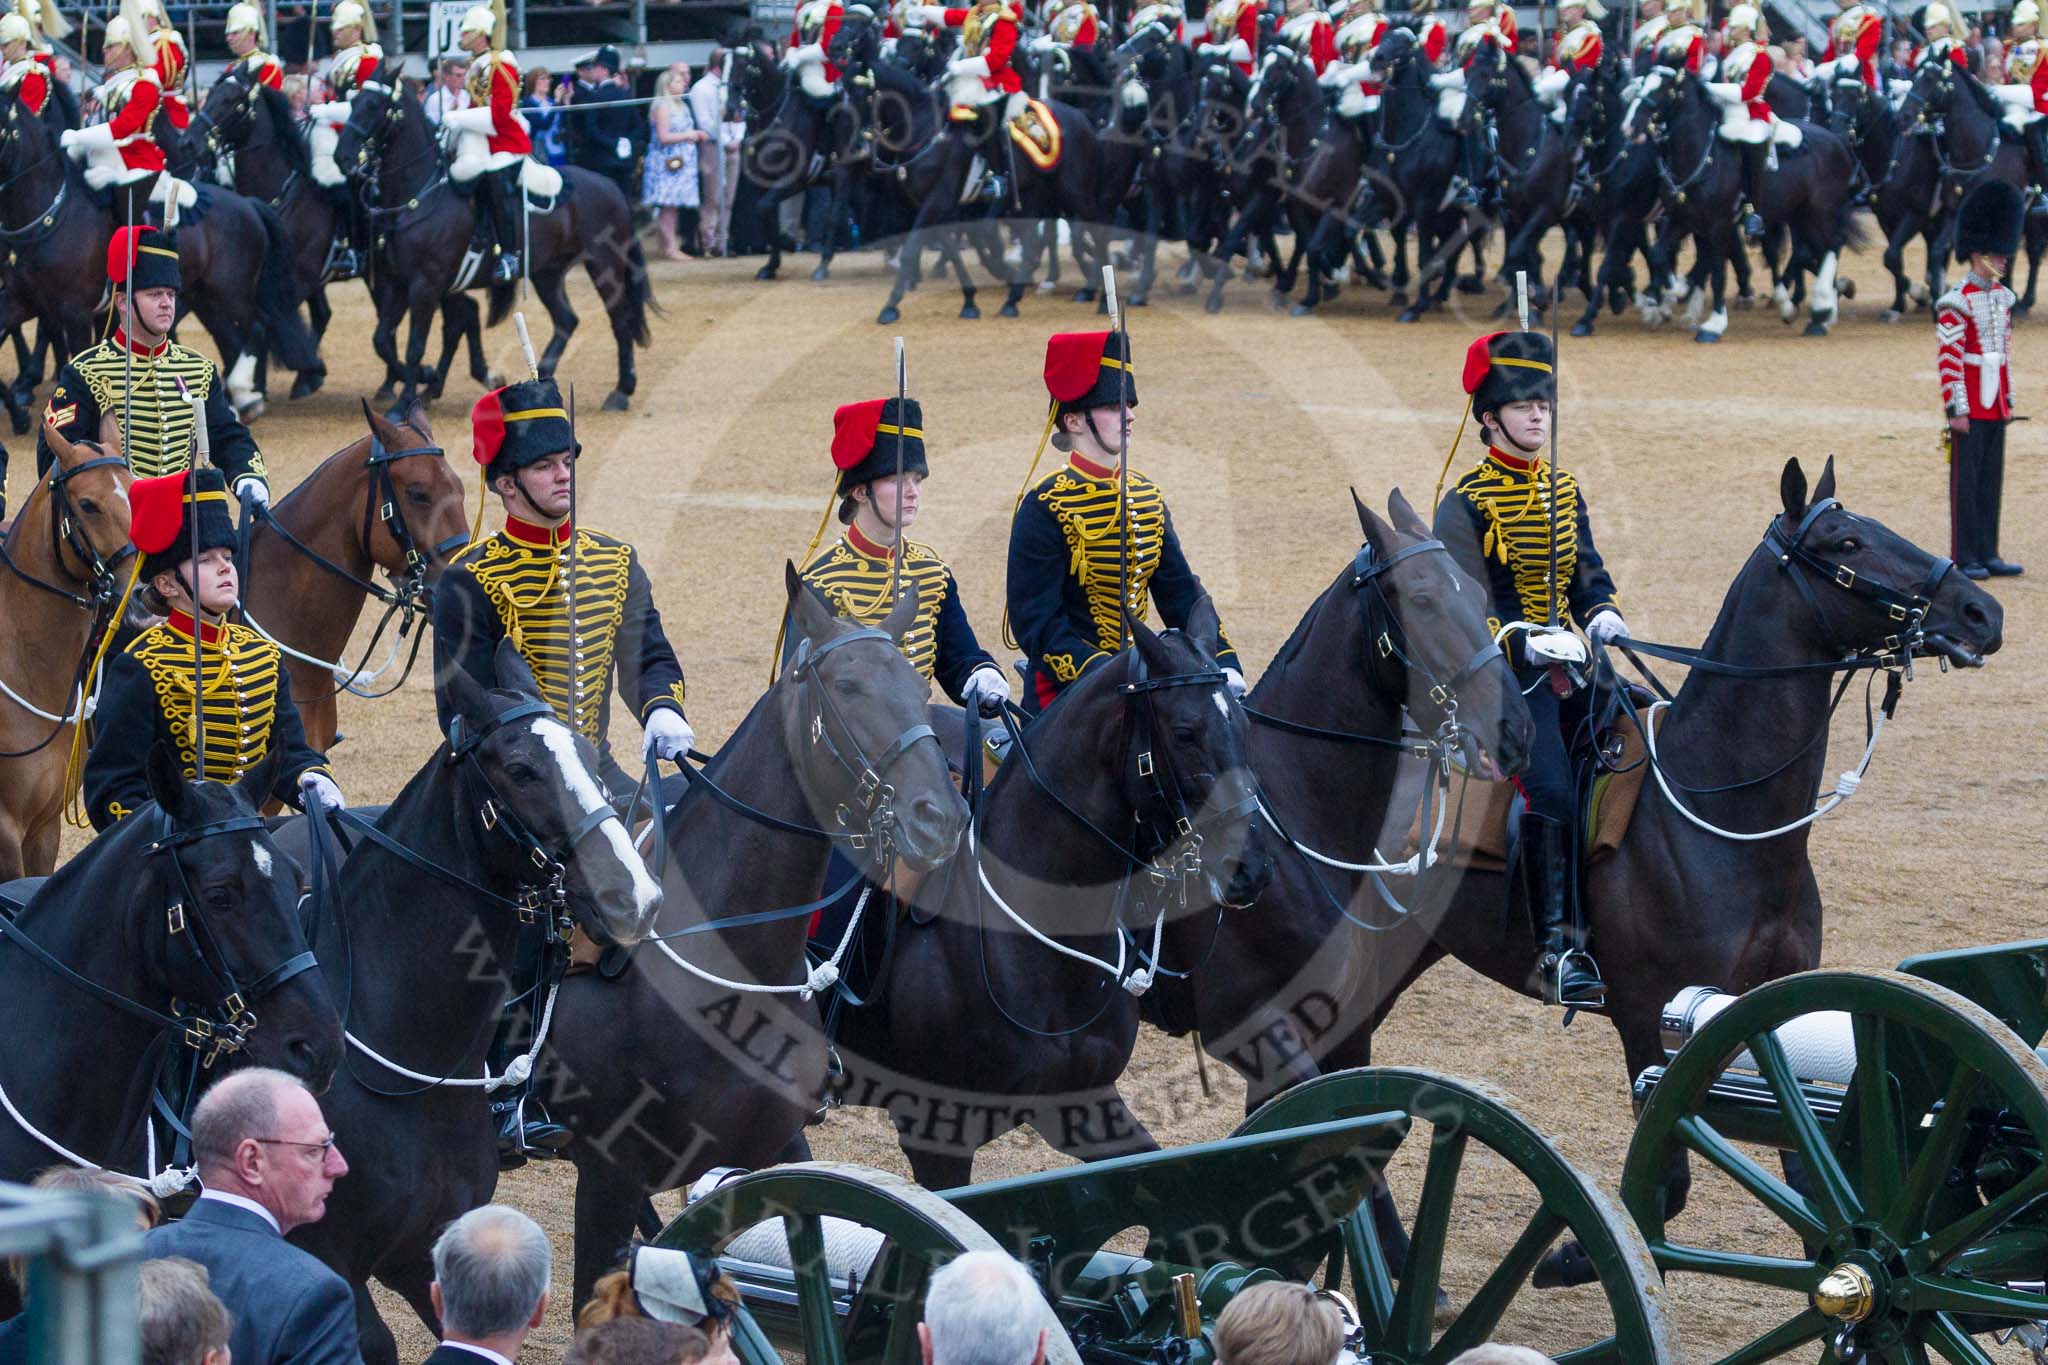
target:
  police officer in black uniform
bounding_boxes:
[562,45,643,207]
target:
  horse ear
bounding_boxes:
[234,744,290,813]
[879,585,919,646]
[1386,487,1430,539]
[492,636,542,700]
[145,741,195,824]
[1130,613,1170,671]
[1779,457,1808,521]
[363,398,403,449]
[1354,487,1399,562]
[785,560,834,645]
[1183,593,1224,660]
[442,651,496,738]
[1812,455,1837,507]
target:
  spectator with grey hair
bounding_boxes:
[919,1250,1048,1365]
[140,1257,232,1365]
[1446,1349,1555,1365]
[143,1067,359,1365]
[426,1204,554,1363]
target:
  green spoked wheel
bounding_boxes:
[652,1161,1081,1365]
[1622,969,2048,1364]
[1234,1067,1677,1365]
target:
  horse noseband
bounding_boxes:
[788,626,940,853]
[1769,497,1947,657]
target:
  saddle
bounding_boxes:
[1403,701,1651,876]
[1009,97,1064,171]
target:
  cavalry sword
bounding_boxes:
[1546,259,1562,632]
[1103,262,1131,651]
[888,334,906,603]
[178,376,208,761]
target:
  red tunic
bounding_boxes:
[1233,1,1260,74]
[5,61,49,115]
[1824,6,1882,89]
[241,51,285,90]
[465,50,532,155]
[1058,6,1098,45]
[1551,19,1601,69]
[109,69,166,173]
[789,1,847,84]
[1659,25,1704,73]
[1287,11,1336,74]
[940,3,1023,94]
[1419,15,1448,63]
[151,30,189,131]
[1937,279,2014,421]
[2031,52,2048,113]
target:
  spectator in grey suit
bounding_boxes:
[423,1204,554,1364]
[143,1068,358,1365]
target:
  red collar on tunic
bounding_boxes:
[164,610,225,644]
[1067,451,1121,480]
[846,522,898,560]
[504,516,572,547]
[113,328,170,359]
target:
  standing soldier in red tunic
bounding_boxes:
[1939,180,2024,580]
[444,0,533,284]
[223,3,284,90]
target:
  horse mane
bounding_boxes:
[22,784,242,927]
[1262,558,1351,677]
[256,81,314,176]
[273,430,371,517]
[1955,66,2005,123]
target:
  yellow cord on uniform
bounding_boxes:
[768,490,841,683]
[469,466,487,545]
[1431,394,1475,511]
[64,557,141,828]
[1001,401,1061,650]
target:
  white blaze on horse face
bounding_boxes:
[252,844,273,879]
[1213,690,1232,723]
[531,717,663,931]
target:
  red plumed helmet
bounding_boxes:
[1462,331,1507,395]
[831,397,927,493]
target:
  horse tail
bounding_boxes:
[487,279,516,329]
[618,229,656,345]
[251,199,323,373]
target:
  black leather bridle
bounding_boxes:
[1764,496,1952,661]
[2,451,133,610]
[784,626,942,856]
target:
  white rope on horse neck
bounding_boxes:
[1258,768,1447,876]
[242,607,408,691]
[1639,696,1888,842]
[0,1062,195,1197]
[650,882,871,1001]
[967,823,1163,997]
[0,666,91,724]
[344,978,563,1091]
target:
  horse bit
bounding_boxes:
[785,625,941,860]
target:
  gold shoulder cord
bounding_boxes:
[62,559,143,828]
[1430,353,1555,508]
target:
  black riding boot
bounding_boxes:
[324,183,362,280]
[1523,814,1605,1008]
[1739,141,1766,242]
[491,166,524,284]
[487,1008,571,1169]
[1456,125,1491,209]
[2028,120,2048,203]
[114,174,158,232]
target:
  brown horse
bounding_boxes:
[239,407,470,753]
[0,419,134,878]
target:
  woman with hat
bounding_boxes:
[83,467,342,830]
[1005,330,1243,714]
[790,397,1009,712]
[1433,330,1627,1008]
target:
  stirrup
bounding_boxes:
[1544,948,1607,1009]
[322,240,361,282]
[493,251,522,284]
[807,1046,847,1127]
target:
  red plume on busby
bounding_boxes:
[470,378,575,476]
[130,468,235,578]
[107,224,181,293]
[1043,331,1138,415]
[831,397,926,494]
[1464,330,1554,418]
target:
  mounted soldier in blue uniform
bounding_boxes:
[84,466,343,829]
[1433,329,1629,1009]
[1005,330,1244,713]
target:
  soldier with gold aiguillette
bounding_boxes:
[443,0,534,285]
[83,467,343,829]
[7,227,267,523]
[1434,330,1627,1009]
[789,398,1009,711]
[433,379,694,797]
[1005,330,1244,714]
[222,3,283,90]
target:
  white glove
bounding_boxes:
[310,100,353,121]
[1223,666,1247,699]
[961,664,1009,711]
[300,771,345,811]
[949,54,991,77]
[917,4,950,21]
[643,708,696,763]
[443,106,499,134]
[1428,70,1464,90]
[233,476,270,508]
[1587,611,1630,645]
[1523,627,1589,666]
[1028,33,1056,51]
[61,123,112,156]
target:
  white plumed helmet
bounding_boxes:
[225,2,264,37]
[1724,3,1758,31]
[2016,0,2042,25]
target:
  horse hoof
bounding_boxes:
[1880,308,1902,324]
[1733,294,1754,311]
[1389,290,1409,309]
[1803,320,1830,338]
[1532,1241,1600,1289]
[2016,302,2034,319]
[602,390,630,412]
[999,303,1019,318]
[1456,274,1485,294]
[1778,301,1798,324]
[1129,293,1148,307]
[1570,321,1592,337]
[811,265,830,282]
[1073,288,1097,303]
[237,397,268,422]
[1693,329,1721,343]
[755,264,778,281]
[960,305,981,320]
[290,371,324,401]
[1204,295,1223,314]
[1269,290,1290,311]
[1290,302,1314,317]
[1398,308,1423,323]
[1839,277,1856,300]
[878,306,901,325]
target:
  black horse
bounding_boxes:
[1201,49,1320,313]
[1629,65,1861,339]
[1464,45,1572,316]
[273,641,662,1363]
[332,78,654,415]
[0,81,320,421]
[1363,27,1476,323]
[837,599,1272,1191]
[1331,458,2003,1254]
[543,570,969,1308]
[0,745,343,1194]
[1828,69,1947,322]
[726,36,865,282]
[1562,64,1669,336]
[1111,22,1210,306]
[1901,58,2048,315]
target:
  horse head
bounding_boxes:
[441,639,664,947]
[0,79,56,185]
[827,9,878,77]
[1352,487,1531,778]
[29,413,134,594]
[1903,56,1962,130]
[200,59,263,148]
[1366,24,1419,89]
[779,564,968,874]
[360,402,471,586]
[332,75,415,183]
[1770,456,2001,668]
[1623,62,1687,141]
[124,743,344,1090]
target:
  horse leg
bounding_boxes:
[999,220,1035,318]
[423,300,468,404]
[350,1282,403,1365]
[755,181,788,281]
[1695,231,1729,342]
[534,270,579,379]
[394,289,436,418]
[1881,217,1914,322]
[2019,217,2046,316]
[1805,246,1840,336]
[572,1159,653,1311]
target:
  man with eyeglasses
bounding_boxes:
[143,1068,360,1365]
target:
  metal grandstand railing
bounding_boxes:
[0,1183,144,1364]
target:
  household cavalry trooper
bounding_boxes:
[1913,3,1968,70]
[433,377,694,799]
[1033,0,1099,55]
[443,0,533,285]
[789,397,1009,712]
[1196,0,1259,77]
[1320,0,1387,130]
[83,465,343,830]
[784,0,849,103]
[1276,0,1336,73]
[1433,330,1629,1010]
[0,4,51,117]
[1532,0,1600,111]
[140,0,191,137]
[1819,0,1883,90]
[1712,4,1777,243]
[915,0,1025,201]
[1997,0,2048,195]
[1653,0,1704,72]
[1126,1,1183,43]
[306,0,384,279]
[1410,0,1448,66]
[1006,330,1245,714]
[59,0,164,230]
[1627,0,1667,73]
[222,3,284,90]
[9,227,268,521]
